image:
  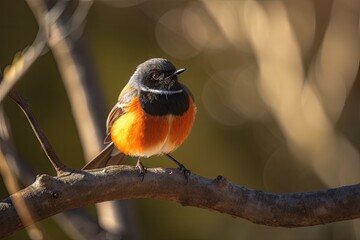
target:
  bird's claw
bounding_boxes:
[178,164,191,180]
[136,160,147,181]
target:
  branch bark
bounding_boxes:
[1,166,360,238]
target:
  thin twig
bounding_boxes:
[0,35,47,104]
[8,90,69,175]
[0,0,84,105]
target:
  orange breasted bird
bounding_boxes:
[83,58,196,178]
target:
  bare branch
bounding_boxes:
[1,166,360,238]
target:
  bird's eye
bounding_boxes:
[152,73,161,80]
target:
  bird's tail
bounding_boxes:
[82,142,126,170]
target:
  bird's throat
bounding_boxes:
[139,91,190,116]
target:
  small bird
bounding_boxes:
[83,58,196,178]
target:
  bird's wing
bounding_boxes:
[104,83,139,144]
[82,84,138,170]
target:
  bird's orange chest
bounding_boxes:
[110,96,195,157]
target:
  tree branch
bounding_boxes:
[1,166,360,238]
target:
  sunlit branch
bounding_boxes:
[1,166,360,238]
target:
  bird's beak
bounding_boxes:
[174,68,186,76]
[166,68,186,80]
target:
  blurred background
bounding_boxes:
[1,0,360,239]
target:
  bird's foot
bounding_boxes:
[136,159,147,181]
[177,163,191,180]
[165,154,191,180]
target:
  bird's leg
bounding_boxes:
[165,154,190,179]
[136,157,147,181]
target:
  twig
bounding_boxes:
[0,1,70,104]
[1,166,360,238]
[8,90,69,175]
[0,34,47,104]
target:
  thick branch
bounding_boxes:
[1,166,360,238]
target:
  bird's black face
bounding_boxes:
[134,58,190,116]
[136,58,185,91]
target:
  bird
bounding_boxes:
[82,58,196,179]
